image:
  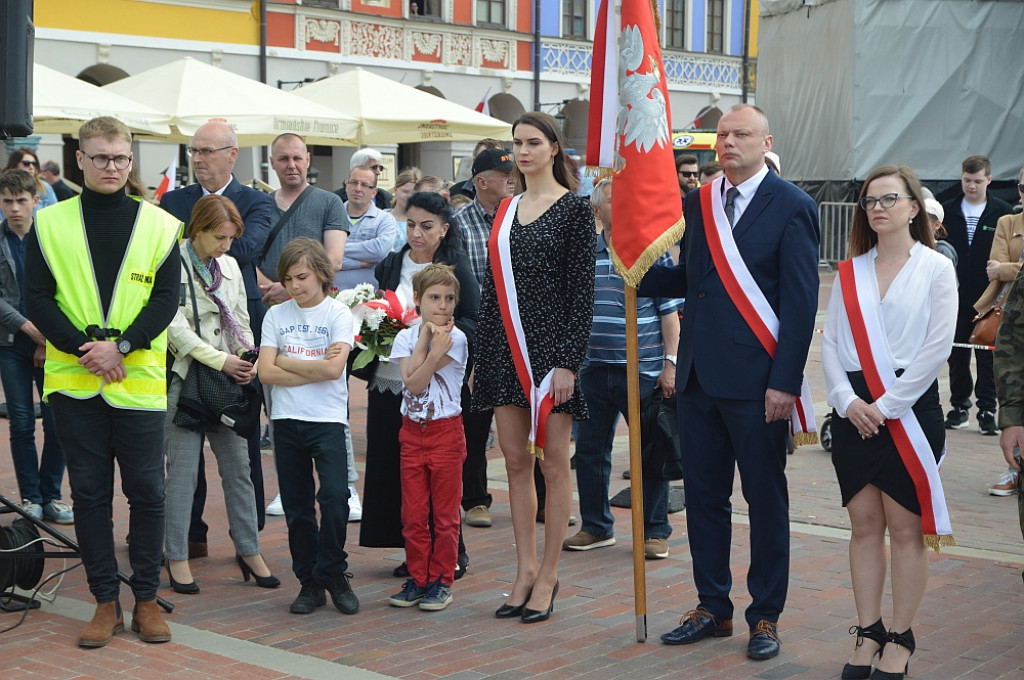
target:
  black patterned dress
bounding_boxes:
[471,192,596,420]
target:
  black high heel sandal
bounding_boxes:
[236,555,281,589]
[521,580,559,624]
[870,628,915,680]
[166,563,199,595]
[495,586,532,619]
[842,618,887,679]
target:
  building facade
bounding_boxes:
[28,0,756,191]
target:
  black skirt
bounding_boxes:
[830,371,945,515]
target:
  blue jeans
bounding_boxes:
[50,394,166,603]
[0,333,64,505]
[575,365,671,540]
[273,418,350,585]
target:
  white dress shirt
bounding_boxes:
[822,242,957,420]
[722,163,770,226]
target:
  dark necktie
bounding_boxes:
[725,187,740,227]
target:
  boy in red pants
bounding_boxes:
[388,264,468,611]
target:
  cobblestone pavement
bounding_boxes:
[1,271,1022,679]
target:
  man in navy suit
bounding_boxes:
[160,121,274,553]
[639,104,819,660]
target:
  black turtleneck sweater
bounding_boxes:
[25,187,179,357]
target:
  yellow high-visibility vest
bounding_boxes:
[35,196,182,410]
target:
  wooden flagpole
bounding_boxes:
[625,285,647,642]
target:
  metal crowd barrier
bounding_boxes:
[818,201,856,268]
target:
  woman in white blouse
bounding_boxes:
[822,166,956,680]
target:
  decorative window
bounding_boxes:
[706,0,724,54]
[665,0,686,49]
[562,0,587,39]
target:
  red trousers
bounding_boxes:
[399,414,466,587]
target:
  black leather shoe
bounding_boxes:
[290,584,326,614]
[842,618,887,679]
[496,586,532,619]
[166,564,199,595]
[661,607,733,645]
[316,568,359,615]
[521,580,558,624]
[870,628,914,680]
[747,620,781,660]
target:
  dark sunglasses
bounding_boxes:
[678,170,698,178]
[1018,183,1024,193]
[19,159,39,168]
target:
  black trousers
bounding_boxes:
[461,384,493,510]
[948,307,995,412]
[51,394,166,602]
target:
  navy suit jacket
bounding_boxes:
[160,176,274,300]
[639,170,820,401]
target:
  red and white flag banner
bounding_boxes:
[838,256,955,550]
[700,180,818,445]
[155,158,177,202]
[587,0,684,286]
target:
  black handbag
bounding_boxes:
[171,257,262,438]
[640,386,683,481]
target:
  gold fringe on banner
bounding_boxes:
[924,534,956,553]
[608,214,686,288]
[792,431,819,447]
[528,442,545,461]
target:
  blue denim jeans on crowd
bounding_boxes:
[273,418,350,586]
[575,365,671,540]
[0,333,65,505]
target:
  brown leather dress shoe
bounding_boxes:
[79,600,124,648]
[188,541,208,559]
[131,600,171,643]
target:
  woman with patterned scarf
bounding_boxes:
[163,194,279,594]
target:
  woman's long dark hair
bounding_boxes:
[511,112,579,194]
[849,165,934,257]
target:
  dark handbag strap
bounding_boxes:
[181,255,202,333]
[991,249,1024,308]
[258,184,315,268]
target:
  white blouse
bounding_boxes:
[822,242,957,420]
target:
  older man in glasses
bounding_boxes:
[334,165,396,290]
[159,121,274,557]
[333,148,393,210]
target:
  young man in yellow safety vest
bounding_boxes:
[26,116,182,648]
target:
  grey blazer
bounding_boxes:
[0,222,29,346]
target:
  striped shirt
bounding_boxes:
[587,233,684,378]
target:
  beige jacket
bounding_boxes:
[167,241,252,379]
[975,212,1024,313]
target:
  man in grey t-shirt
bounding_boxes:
[258,133,350,304]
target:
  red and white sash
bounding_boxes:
[489,195,556,457]
[699,180,817,444]
[838,256,955,549]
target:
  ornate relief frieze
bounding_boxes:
[478,38,509,66]
[445,32,473,66]
[304,18,342,47]
[412,31,443,59]
[349,21,404,60]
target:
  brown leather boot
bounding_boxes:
[131,600,171,643]
[78,600,124,648]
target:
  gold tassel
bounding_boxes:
[923,534,957,553]
[792,431,819,447]
[528,441,545,461]
[609,214,687,288]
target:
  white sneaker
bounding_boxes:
[348,486,362,522]
[19,500,43,521]
[266,493,285,516]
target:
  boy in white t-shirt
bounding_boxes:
[387,264,468,612]
[258,238,359,617]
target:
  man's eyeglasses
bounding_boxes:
[82,152,133,170]
[368,164,385,172]
[19,159,39,169]
[678,170,698,178]
[858,193,912,211]
[346,180,376,191]
[186,146,234,158]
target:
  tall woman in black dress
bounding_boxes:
[473,112,595,623]
[822,166,956,679]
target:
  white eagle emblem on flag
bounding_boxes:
[616,23,671,169]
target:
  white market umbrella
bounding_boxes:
[103,57,359,146]
[32,63,172,136]
[292,68,513,145]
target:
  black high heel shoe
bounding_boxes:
[236,555,281,589]
[521,580,559,624]
[166,563,199,594]
[495,586,533,619]
[870,628,915,680]
[842,618,887,679]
